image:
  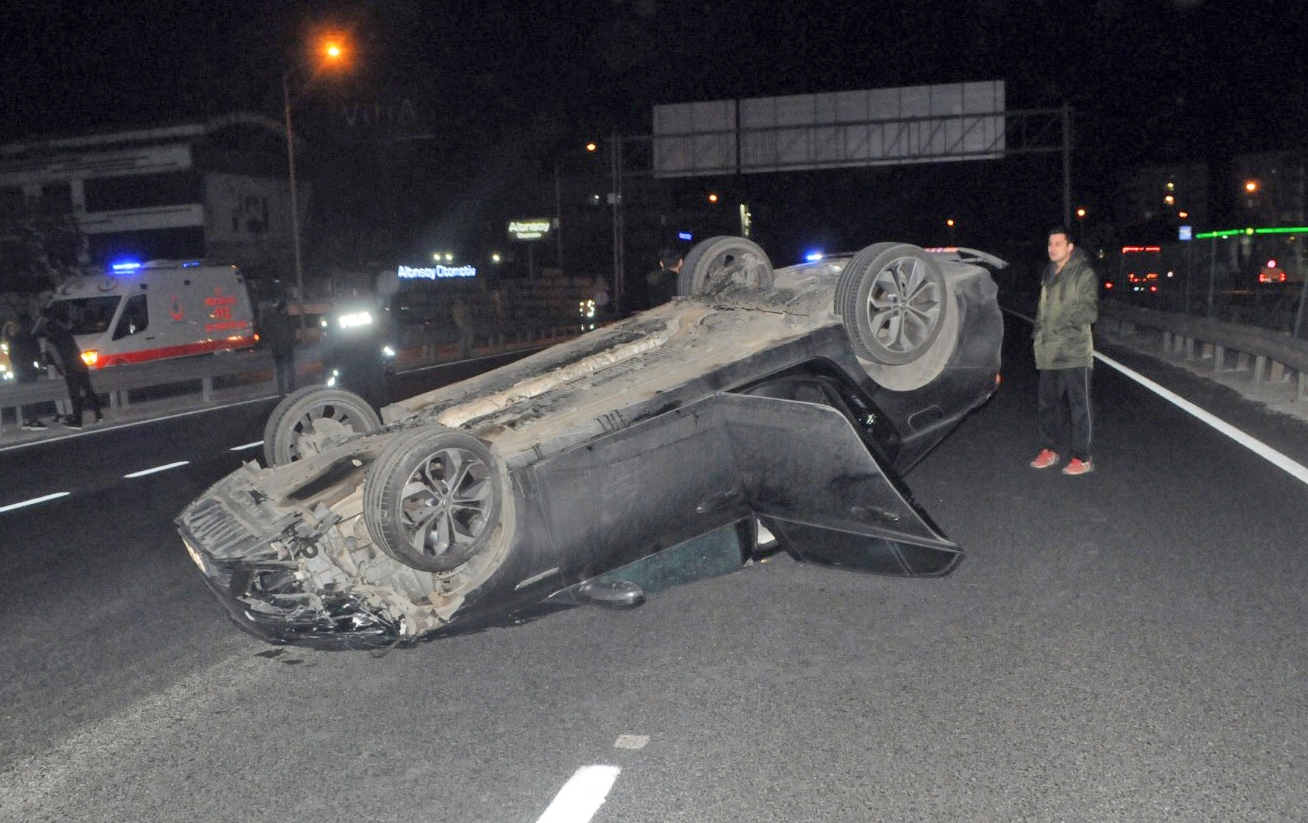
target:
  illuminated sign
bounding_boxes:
[1178,225,1192,241]
[508,219,551,240]
[397,264,477,280]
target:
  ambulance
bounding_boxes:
[43,260,257,368]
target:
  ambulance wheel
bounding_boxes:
[262,386,382,467]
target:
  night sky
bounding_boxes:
[3,0,1304,263]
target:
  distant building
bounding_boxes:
[1234,151,1308,226]
[1113,162,1210,239]
[0,113,302,285]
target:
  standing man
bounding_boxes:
[645,248,682,309]
[260,299,297,394]
[38,311,104,429]
[3,316,49,430]
[1030,226,1098,475]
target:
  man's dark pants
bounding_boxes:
[273,354,295,394]
[1037,365,1093,461]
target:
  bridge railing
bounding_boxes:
[1099,300,1308,401]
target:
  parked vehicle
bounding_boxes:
[43,260,256,368]
[177,238,1005,648]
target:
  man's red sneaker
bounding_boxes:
[1061,458,1094,476]
[1029,449,1059,469]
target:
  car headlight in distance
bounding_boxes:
[337,311,373,329]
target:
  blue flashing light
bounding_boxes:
[181,260,201,267]
[110,260,142,272]
[804,250,824,262]
[677,231,693,241]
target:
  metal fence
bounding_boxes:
[1104,233,1307,338]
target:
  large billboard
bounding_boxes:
[653,81,1006,177]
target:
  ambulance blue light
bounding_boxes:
[804,250,824,262]
[110,260,142,272]
[678,232,693,241]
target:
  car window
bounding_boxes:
[113,294,149,340]
[736,366,901,465]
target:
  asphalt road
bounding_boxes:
[2,316,1307,823]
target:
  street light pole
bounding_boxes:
[282,71,307,332]
[609,132,625,314]
[554,158,564,273]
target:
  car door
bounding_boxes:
[532,397,749,585]
[717,390,963,576]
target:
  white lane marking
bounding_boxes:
[229,440,264,451]
[614,735,649,750]
[1095,352,1308,485]
[123,461,191,479]
[536,765,621,823]
[1003,307,1308,486]
[0,491,71,514]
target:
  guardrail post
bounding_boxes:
[1299,370,1307,401]
[1269,360,1286,383]
[1214,345,1225,371]
[1162,330,1173,352]
[202,376,214,402]
[1253,355,1267,384]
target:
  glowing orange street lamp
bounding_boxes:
[284,31,353,329]
[1245,180,1260,194]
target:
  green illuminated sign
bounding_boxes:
[1194,226,1307,240]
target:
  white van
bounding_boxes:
[44,260,257,368]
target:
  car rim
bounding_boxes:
[865,256,944,358]
[289,404,372,460]
[399,446,495,559]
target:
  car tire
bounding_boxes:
[262,386,382,467]
[362,426,503,572]
[677,236,774,296]
[835,243,950,366]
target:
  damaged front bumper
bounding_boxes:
[177,473,406,650]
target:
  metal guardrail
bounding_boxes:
[1099,300,1308,401]
[0,319,600,435]
[0,348,275,434]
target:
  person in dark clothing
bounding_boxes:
[38,312,103,429]
[322,295,394,410]
[1029,226,1098,475]
[645,248,682,309]
[3,316,49,430]
[260,300,297,394]
[450,295,474,360]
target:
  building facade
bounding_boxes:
[0,113,302,288]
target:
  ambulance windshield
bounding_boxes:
[45,296,122,336]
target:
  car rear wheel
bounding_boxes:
[363,427,503,572]
[677,236,774,296]
[262,386,381,467]
[835,243,949,366]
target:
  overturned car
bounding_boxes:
[177,238,1005,648]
